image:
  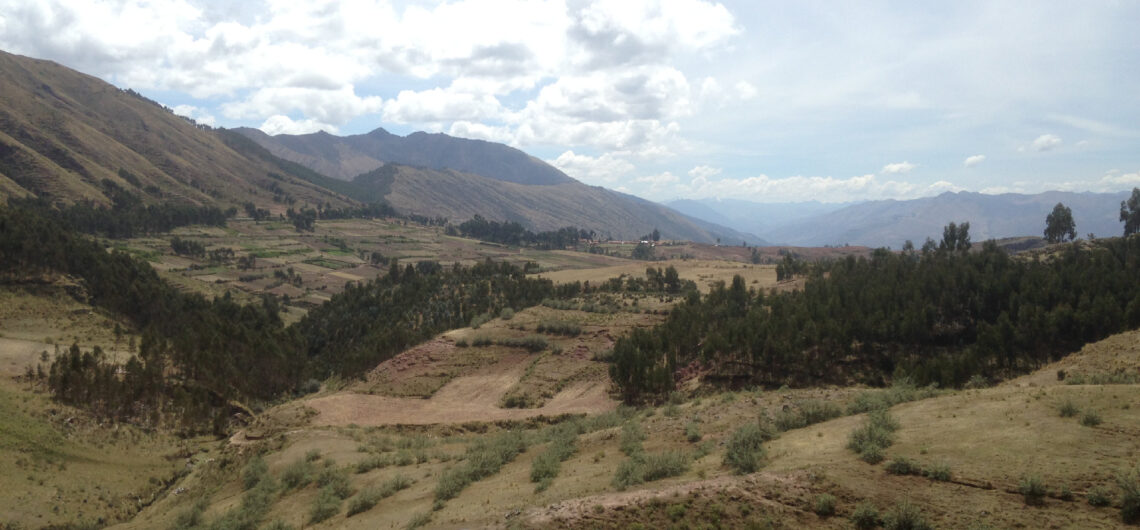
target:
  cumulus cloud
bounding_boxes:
[172,104,216,127]
[259,115,337,135]
[548,150,635,184]
[963,154,986,167]
[635,171,681,189]
[1032,134,1062,151]
[881,161,917,174]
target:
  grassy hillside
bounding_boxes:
[0,50,352,212]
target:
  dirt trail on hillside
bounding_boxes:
[305,354,616,426]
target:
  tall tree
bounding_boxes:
[1121,187,1140,236]
[1044,202,1077,243]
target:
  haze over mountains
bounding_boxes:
[671,191,1132,248]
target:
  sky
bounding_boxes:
[1,0,1138,203]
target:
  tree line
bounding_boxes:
[611,224,1140,402]
[448,214,590,249]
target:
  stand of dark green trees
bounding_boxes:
[611,230,1140,402]
[450,214,588,249]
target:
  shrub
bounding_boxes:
[454,338,468,348]
[309,486,342,524]
[923,462,951,482]
[316,464,353,499]
[882,499,931,530]
[640,451,690,482]
[848,378,941,414]
[620,420,646,456]
[685,421,702,443]
[242,456,269,490]
[536,319,581,336]
[434,431,527,501]
[470,312,493,329]
[1058,399,1079,418]
[724,423,767,474]
[848,409,898,463]
[305,449,322,462]
[612,457,645,490]
[814,493,837,516]
[497,335,548,352]
[1120,467,1140,524]
[499,307,515,320]
[406,511,432,529]
[356,454,392,474]
[1081,410,1103,427]
[347,474,413,517]
[1058,483,1074,501]
[281,458,314,490]
[471,335,493,347]
[1019,475,1047,506]
[885,456,919,475]
[774,400,842,431]
[1088,485,1113,506]
[850,501,880,530]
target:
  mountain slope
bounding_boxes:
[0,50,351,211]
[235,126,572,185]
[237,127,763,244]
[354,163,763,243]
[674,192,1131,247]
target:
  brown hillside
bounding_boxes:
[0,50,351,211]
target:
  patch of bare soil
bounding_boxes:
[307,353,616,426]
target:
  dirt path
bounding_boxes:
[306,354,616,426]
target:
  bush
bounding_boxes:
[1088,485,1113,506]
[848,379,940,415]
[347,474,413,517]
[471,335,493,347]
[612,457,645,490]
[774,400,843,431]
[724,423,767,474]
[281,458,314,490]
[454,338,468,348]
[309,486,342,524]
[814,493,837,516]
[242,455,269,490]
[848,409,898,463]
[406,511,432,529]
[640,451,690,482]
[497,335,548,352]
[1120,467,1140,524]
[499,307,515,320]
[1081,410,1103,427]
[882,499,931,530]
[470,312,493,329]
[434,431,527,501]
[923,462,951,482]
[1019,475,1047,506]
[850,501,880,530]
[685,421,702,443]
[1058,399,1079,418]
[620,420,646,456]
[536,319,581,336]
[316,464,353,499]
[885,456,919,476]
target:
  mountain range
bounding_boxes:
[0,49,756,244]
[671,191,1132,248]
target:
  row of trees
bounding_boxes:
[1043,187,1140,243]
[611,223,1140,402]
[450,215,589,249]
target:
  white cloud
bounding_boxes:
[688,165,722,181]
[635,171,680,189]
[171,104,216,126]
[677,173,960,203]
[963,154,986,167]
[881,161,917,174]
[548,150,635,185]
[222,85,382,125]
[734,81,757,101]
[383,87,503,124]
[1032,134,1062,152]
[258,115,337,135]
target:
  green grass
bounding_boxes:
[847,409,899,464]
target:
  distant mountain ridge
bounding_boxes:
[235,127,572,185]
[674,192,1132,248]
[236,128,765,244]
